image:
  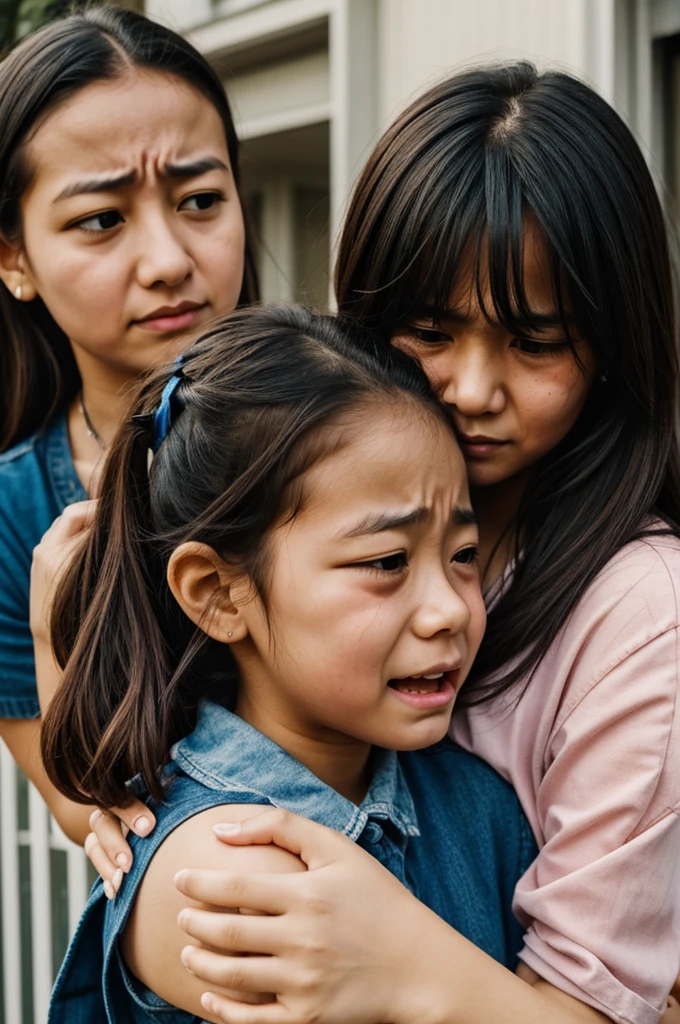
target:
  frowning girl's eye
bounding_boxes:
[179,191,224,212]
[72,210,123,233]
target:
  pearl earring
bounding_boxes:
[227,630,233,638]
[599,373,608,384]
[14,285,21,300]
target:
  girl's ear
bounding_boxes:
[0,233,38,302]
[167,542,249,643]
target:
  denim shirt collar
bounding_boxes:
[46,411,89,508]
[171,700,420,841]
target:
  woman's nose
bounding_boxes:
[437,344,505,417]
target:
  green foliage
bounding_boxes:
[1,0,100,53]
[0,0,24,49]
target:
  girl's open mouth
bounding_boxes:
[387,671,458,708]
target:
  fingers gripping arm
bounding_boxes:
[176,809,613,1024]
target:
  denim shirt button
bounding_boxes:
[363,821,383,844]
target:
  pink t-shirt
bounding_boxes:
[450,531,680,1024]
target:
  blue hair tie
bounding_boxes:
[152,355,187,452]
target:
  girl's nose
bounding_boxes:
[412,572,472,640]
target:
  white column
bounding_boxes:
[635,0,654,154]
[0,744,22,1024]
[50,818,90,939]
[329,0,379,298]
[259,177,296,304]
[586,0,617,104]
[145,0,212,31]
[28,783,52,1024]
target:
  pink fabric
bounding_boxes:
[450,532,680,1024]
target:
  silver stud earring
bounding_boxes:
[599,372,608,384]
[14,285,22,300]
[227,630,234,638]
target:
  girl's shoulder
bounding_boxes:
[121,803,304,1021]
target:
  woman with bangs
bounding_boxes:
[156,63,680,1024]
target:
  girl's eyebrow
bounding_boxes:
[341,505,478,539]
[53,157,229,202]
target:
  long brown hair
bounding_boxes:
[41,305,447,808]
[0,5,258,453]
[335,63,680,705]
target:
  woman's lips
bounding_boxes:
[457,433,509,459]
[134,303,207,333]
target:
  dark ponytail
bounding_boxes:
[41,305,446,808]
[0,5,258,452]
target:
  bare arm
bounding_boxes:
[0,716,92,844]
[121,804,305,1022]
[175,810,613,1024]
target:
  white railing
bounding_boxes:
[0,742,90,1024]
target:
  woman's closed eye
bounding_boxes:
[403,324,452,345]
[512,335,570,357]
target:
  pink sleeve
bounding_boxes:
[514,623,680,1024]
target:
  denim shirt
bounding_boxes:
[0,413,86,717]
[49,701,537,1024]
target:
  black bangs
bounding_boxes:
[345,89,589,354]
[404,141,580,349]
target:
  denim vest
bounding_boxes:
[0,412,86,718]
[49,701,536,1024]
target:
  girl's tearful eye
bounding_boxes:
[357,552,409,574]
[73,210,123,233]
[180,192,224,212]
[452,546,478,566]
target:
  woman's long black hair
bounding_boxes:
[336,62,680,704]
[0,4,259,453]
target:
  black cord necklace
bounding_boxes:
[78,392,107,450]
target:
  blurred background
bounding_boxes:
[2,0,679,308]
[0,1,679,1022]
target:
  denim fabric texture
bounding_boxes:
[49,701,536,1023]
[0,412,86,717]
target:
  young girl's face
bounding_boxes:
[7,70,244,379]
[391,226,596,490]
[231,403,486,754]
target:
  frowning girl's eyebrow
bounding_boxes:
[53,157,229,202]
[341,505,478,539]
